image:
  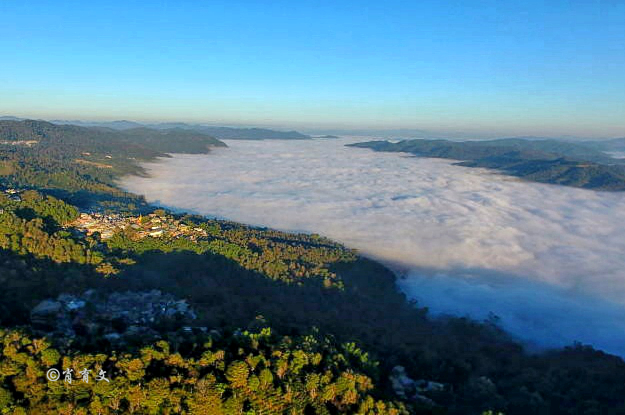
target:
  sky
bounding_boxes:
[1,0,624,137]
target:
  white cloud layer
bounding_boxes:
[121,138,625,356]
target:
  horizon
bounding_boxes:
[2,114,623,141]
[1,1,624,138]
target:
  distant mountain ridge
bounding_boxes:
[587,136,625,152]
[51,119,145,130]
[349,138,625,191]
[151,123,311,140]
[45,118,311,140]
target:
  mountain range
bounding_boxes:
[49,119,311,140]
[2,116,312,140]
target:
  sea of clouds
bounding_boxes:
[121,138,625,356]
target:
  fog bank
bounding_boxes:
[121,138,625,356]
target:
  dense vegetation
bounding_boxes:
[349,138,625,190]
[1,120,625,413]
[0,327,406,414]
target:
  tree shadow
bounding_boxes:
[4,245,625,414]
[0,248,99,325]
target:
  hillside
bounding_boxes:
[349,138,625,191]
[1,120,226,155]
[0,120,225,210]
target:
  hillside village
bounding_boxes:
[2,186,208,241]
[70,211,209,240]
[30,289,204,348]
[1,187,22,201]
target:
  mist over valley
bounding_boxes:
[121,138,625,356]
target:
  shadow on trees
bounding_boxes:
[103,248,519,382]
[0,248,99,325]
[4,246,625,414]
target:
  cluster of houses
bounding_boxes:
[0,140,38,147]
[30,289,204,346]
[1,185,209,242]
[70,211,209,241]
[0,189,22,215]
[389,365,445,406]
[1,187,22,202]
[71,212,128,239]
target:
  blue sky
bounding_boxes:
[1,0,624,137]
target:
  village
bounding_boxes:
[1,187,22,201]
[1,186,209,242]
[30,289,208,347]
[70,211,209,241]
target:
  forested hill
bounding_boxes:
[0,120,226,210]
[1,120,226,155]
[349,138,625,191]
